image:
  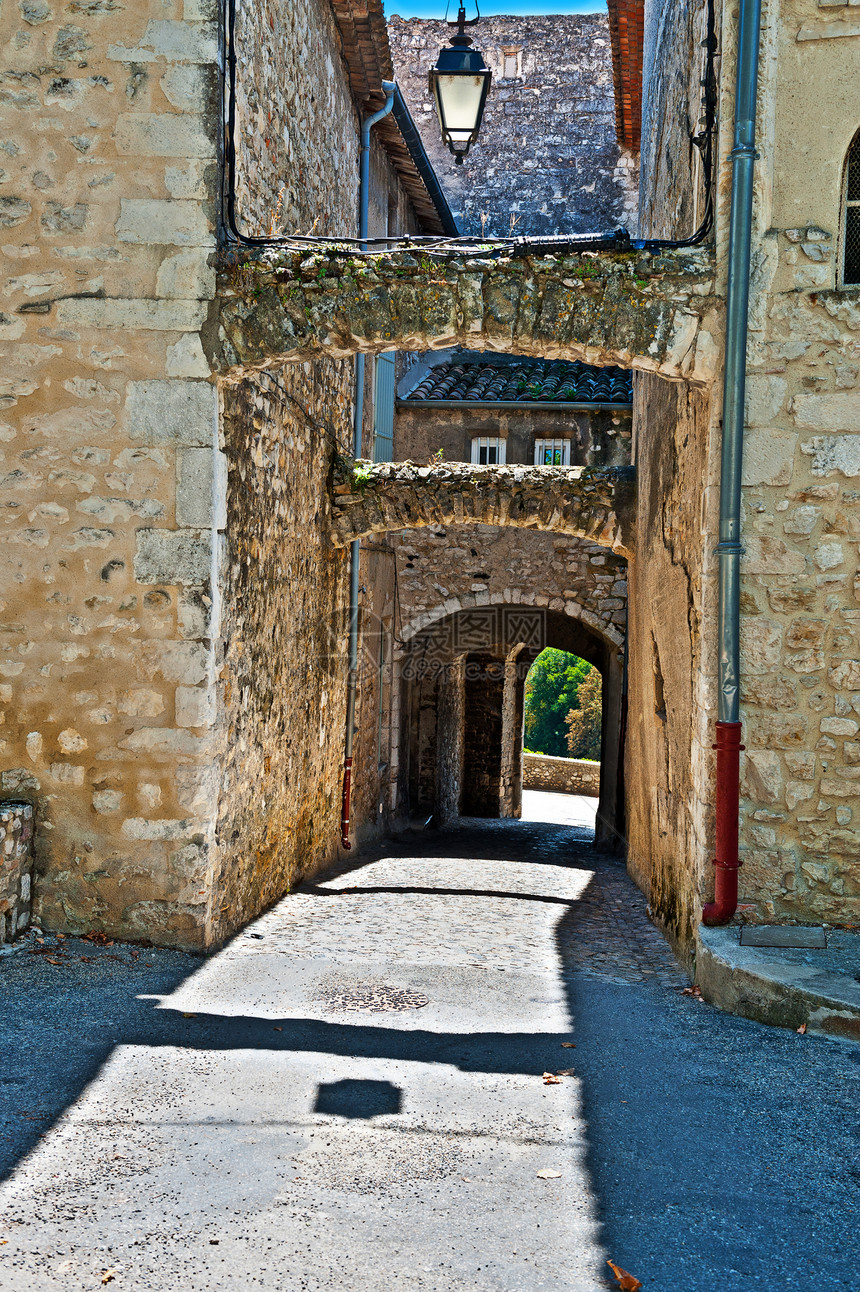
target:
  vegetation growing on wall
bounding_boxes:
[523,649,601,760]
[565,666,602,761]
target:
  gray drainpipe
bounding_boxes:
[702,0,762,924]
[341,81,396,851]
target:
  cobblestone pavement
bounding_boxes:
[0,809,858,1291]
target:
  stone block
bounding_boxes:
[743,750,783,804]
[116,199,213,247]
[175,684,216,727]
[745,375,787,426]
[115,113,215,159]
[830,660,860,689]
[117,689,166,717]
[795,394,860,433]
[739,617,782,673]
[741,536,806,575]
[820,716,859,736]
[801,435,860,478]
[56,298,207,332]
[742,430,797,486]
[121,817,193,840]
[176,447,227,528]
[134,528,213,586]
[166,334,210,378]
[108,20,218,64]
[49,763,84,784]
[116,727,212,757]
[156,250,216,301]
[126,380,216,446]
[133,640,210,684]
[93,789,123,814]
[785,780,814,811]
[161,65,211,111]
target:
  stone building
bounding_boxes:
[390,351,632,844]
[387,12,638,237]
[0,0,452,946]
[2,0,858,979]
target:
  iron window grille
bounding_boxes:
[843,131,860,287]
[534,438,571,466]
[470,436,506,465]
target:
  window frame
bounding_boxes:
[470,436,506,465]
[534,438,571,466]
[841,129,860,289]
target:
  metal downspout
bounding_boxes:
[702,0,761,924]
[341,82,396,851]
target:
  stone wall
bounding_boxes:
[329,461,636,555]
[394,404,633,470]
[632,0,860,932]
[215,245,720,385]
[523,753,601,796]
[208,365,353,942]
[393,525,628,651]
[0,803,35,944]
[0,0,223,946]
[462,655,505,815]
[639,0,713,239]
[387,14,638,238]
[0,0,420,947]
[625,372,714,953]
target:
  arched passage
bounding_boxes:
[329,461,636,556]
[397,605,624,849]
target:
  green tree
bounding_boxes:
[523,649,592,758]
[565,666,602,761]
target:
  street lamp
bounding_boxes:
[428,4,492,164]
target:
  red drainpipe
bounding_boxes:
[702,721,744,925]
[340,754,353,851]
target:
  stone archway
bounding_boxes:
[329,461,636,555]
[397,605,624,849]
[213,246,720,386]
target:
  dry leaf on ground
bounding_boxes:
[681,985,702,997]
[542,1072,562,1084]
[607,1259,642,1290]
[536,1169,562,1179]
[101,1270,119,1285]
[561,1042,576,1048]
[797,1022,807,1034]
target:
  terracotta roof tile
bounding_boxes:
[402,357,633,405]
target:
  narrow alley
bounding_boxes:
[1,808,856,1291]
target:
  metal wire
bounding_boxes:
[221,0,718,258]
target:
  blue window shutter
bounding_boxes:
[373,353,396,462]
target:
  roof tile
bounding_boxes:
[402,357,633,405]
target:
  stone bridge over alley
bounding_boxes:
[328,461,636,555]
[213,246,720,384]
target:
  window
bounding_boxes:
[534,438,571,466]
[500,45,522,79]
[373,352,396,462]
[471,436,506,465]
[844,131,860,286]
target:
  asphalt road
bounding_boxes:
[0,809,857,1290]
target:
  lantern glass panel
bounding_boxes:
[434,74,487,141]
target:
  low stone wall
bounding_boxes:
[0,803,35,944]
[523,753,600,796]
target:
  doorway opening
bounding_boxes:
[398,605,624,850]
[521,648,602,831]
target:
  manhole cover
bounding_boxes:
[318,985,430,1013]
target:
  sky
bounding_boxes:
[384,0,605,17]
